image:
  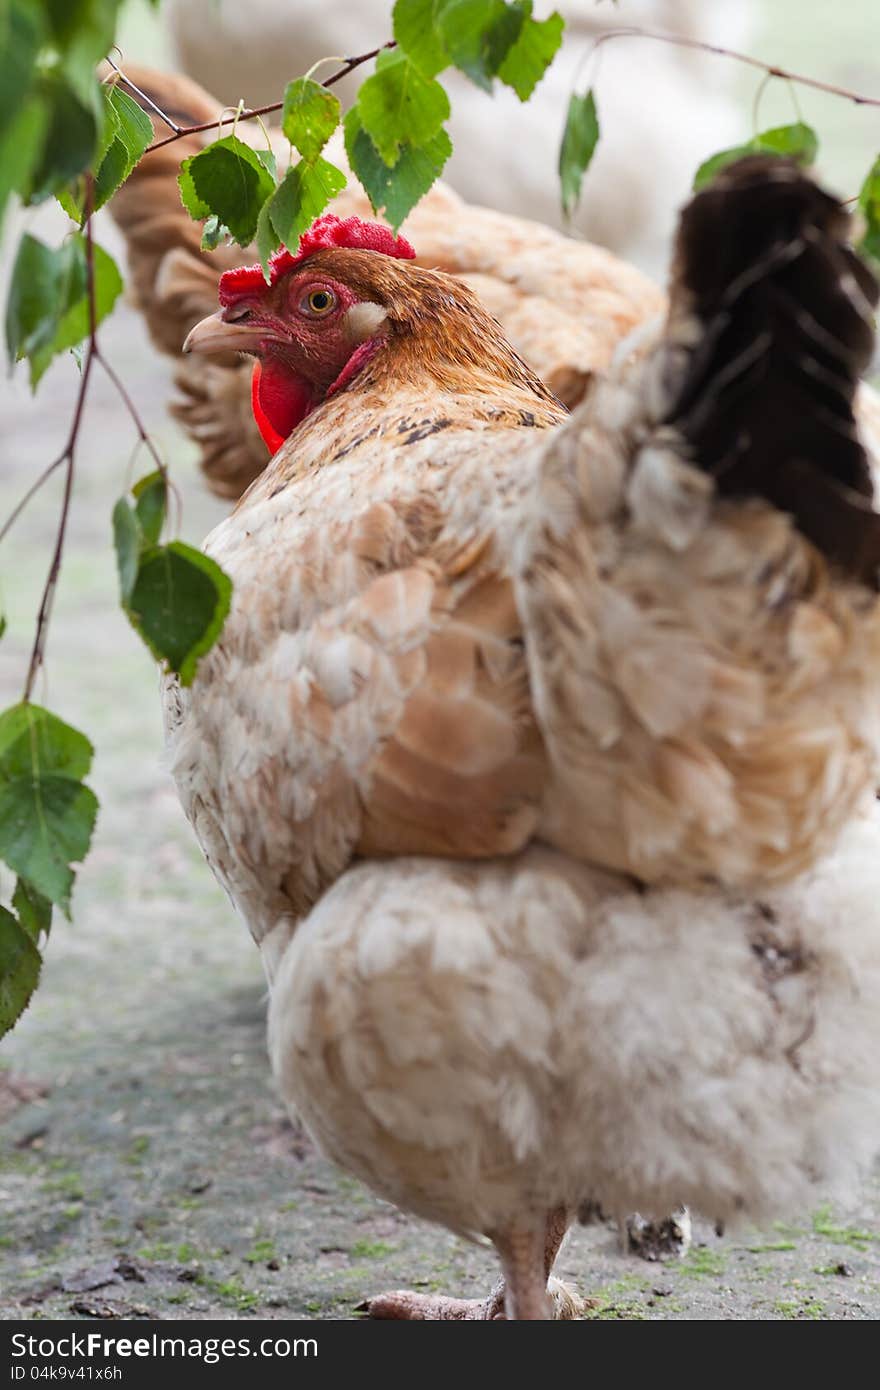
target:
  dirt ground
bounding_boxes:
[3,1,880,1324]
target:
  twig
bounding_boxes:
[104,55,182,133]
[23,181,99,703]
[0,455,69,547]
[145,41,397,154]
[94,350,183,532]
[0,318,176,555]
[589,26,880,109]
[5,248,183,678]
[94,351,167,483]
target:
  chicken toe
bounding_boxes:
[362,1208,581,1321]
[361,1286,505,1320]
[361,1277,585,1320]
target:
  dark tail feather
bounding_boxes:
[663,154,880,587]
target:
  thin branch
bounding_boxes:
[0,306,177,555]
[751,71,772,136]
[145,41,396,154]
[94,349,184,532]
[94,350,167,483]
[0,454,69,547]
[304,55,347,83]
[104,55,182,133]
[7,232,183,694]
[23,181,99,703]
[589,26,880,108]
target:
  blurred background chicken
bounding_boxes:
[159,159,880,1318]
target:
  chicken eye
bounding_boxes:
[303,288,336,317]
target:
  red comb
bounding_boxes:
[218,214,416,306]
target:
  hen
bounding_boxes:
[164,160,880,1318]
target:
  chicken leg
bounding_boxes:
[362,1206,581,1320]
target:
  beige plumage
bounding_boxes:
[148,139,880,1319]
[511,387,880,889]
[270,818,880,1314]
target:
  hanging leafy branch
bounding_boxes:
[0,0,566,1038]
[558,23,880,267]
[2,2,880,1040]
[171,1,565,257]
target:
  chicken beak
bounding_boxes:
[182,311,264,355]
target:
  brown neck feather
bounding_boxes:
[300,248,563,408]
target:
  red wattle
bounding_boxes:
[250,360,313,455]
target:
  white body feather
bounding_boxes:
[270,804,880,1234]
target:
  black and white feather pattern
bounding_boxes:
[662,155,880,586]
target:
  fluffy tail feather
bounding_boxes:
[662,155,880,585]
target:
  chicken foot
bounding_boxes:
[362,1206,582,1320]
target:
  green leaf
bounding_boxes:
[200,214,229,251]
[255,196,280,276]
[37,239,121,362]
[56,179,87,224]
[436,0,524,92]
[5,234,84,374]
[44,0,123,107]
[358,50,450,167]
[179,134,276,246]
[0,774,96,910]
[86,79,122,183]
[28,73,101,204]
[0,96,49,227]
[112,497,141,604]
[0,905,41,1038]
[282,77,341,162]
[692,144,752,192]
[857,155,880,269]
[497,2,564,101]
[753,122,818,163]
[0,0,44,137]
[23,239,123,387]
[12,878,52,944]
[178,161,211,221]
[0,704,98,912]
[132,470,167,548]
[125,543,232,686]
[268,157,347,250]
[0,704,93,782]
[91,85,153,214]
[345,106,452,231]
[114,472,169,603]
[559,88,599,218]
[393,0,450,79]
[58,89,128,224]
[694,123,818,191]
[254,145,277,181]
[90,138,131,214]
[45,0,120,62]
[5,233,62,361]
